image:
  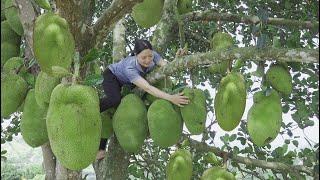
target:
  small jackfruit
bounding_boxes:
[1,20,21,45]
[34,71,60,107]
[34,0,51,10]
[21,89,48,147]
[201,167,236,180]
[1,73,28,118]
[247,90,282,147]
[131,0,164,28]
[46,84,101,170]
[214,72,246,131]
[1,42,20,67]
[266,63,292,96]
[4,0,24,35]
[147,99,182,147]
[166,149,193,180]
[180,88,207,135]
[112,94,148,153]
[33,12,75,75]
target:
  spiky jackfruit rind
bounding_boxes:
[266,64,292,96]
[177,0,193,14]
[1,42,20,67]
[21,89,48,147]
[33,13,75,75]
[131,0,163,28]
[208,32,234,74]
[4,0,24,35]
[214,72,246,131]
[247,90,282,147]
[112,94,148,153]
[147,99,182,148]
[46,84,101,170]
[3,57,24,73]
[1,20,21,44]
[201,167,236,180]
[180,88,207,135]
[1,73,28,118]
[34,71,60,108]
[100,111,113,139]
[166,149,193,180]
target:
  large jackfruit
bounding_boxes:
[146,77,174,103]
[214,72,246,131]
[177,0,193,14]
[208,32,234,75]
[100,111,113,139]
[180,88,207,135]
[33,13,75,75]
[4,0,24,35]
[1,20,21,44]
[247,90,282,147]
[21,89,48,147]
[266,63,292,96]
[131,0,163,28]
[3,57,24,73]
[112,94,148,153]
[46,84,101,170]
[1,73,28,118]
[147,99,182,147]
[166,149,193,180]
[201,167,236,180]
[34,71,60,107]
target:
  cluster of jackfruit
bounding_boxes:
[166,149,193,180]
[112,94,148,153]
[266,63,293,96]
[131,0,164,28]
[33,12,75,75]
[180,88,207,134]
[20,89,48,147]
[201,167,236,180]
[247,89,282,147]
[214,72,246,131]
[147,99,183,147]
[46,84,102,170]
[208,32,234,75]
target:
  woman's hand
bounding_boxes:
[169,92,189,107]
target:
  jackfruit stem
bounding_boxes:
[72,51,80,85]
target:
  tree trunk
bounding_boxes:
[56,161,82,180]
[41,142,56,180]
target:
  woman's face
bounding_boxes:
[137,49,153,68]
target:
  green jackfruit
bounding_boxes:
[180,88,207,135]
[112,94,148,153]
[266,64,292,96]
[208,32,234,75]
[247,90,282,147]
[21,89,48,147]
[177,0,193,14]
[147,99,182,147]
[214,72,246,131]
[46,84,101,170]
[146,77,174,103]
[1,20,21,44]
[201,167,236,180]
[33,13,75,75]
[166,149,193,180]
[1,42,20,67]
[1,73,28,118]
[34,0,51,10]
[131,0,163,28]
[34,71,60,107]
[3,57,24,73]
[4,0,24,35]
[100,111,113,139]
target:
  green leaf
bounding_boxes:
[229,134,237,142]
[84,74,103,86]
[82,48,101,63]
[293,140,299,147]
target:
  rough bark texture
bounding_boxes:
[56,161,82,180]
[41,143,56,180]
[182,9,319,31]
[145,47,319,84]
[112,18,126,63]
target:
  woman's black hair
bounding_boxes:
[130,39,153,56]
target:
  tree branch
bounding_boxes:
[182,9,319,31]
[91,0,143,49]
[145,47,319,83]
[186,137,316,177]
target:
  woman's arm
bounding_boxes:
[132,77,189,107]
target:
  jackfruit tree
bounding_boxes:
[1,0,319,180]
